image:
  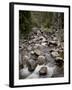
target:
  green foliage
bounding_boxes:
[31,11,64,29]
[19,11,32,39]
[19,11,64,39]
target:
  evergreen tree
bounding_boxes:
[19,11,32,39]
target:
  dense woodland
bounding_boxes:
[19,11,64,40]
[19,11,64,79]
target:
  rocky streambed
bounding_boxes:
[19,27,64,79]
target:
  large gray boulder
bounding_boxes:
[27,59,37,72]
[23,55,29,66]
[37,55,46,65]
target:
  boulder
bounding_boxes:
[55,57,64,66]
[41,42,47,46]
[28,39,36,44]
[30,51,34,55]
[45,53,54,63]
[23,55,29,65]
[27,59,37,72]
[33,44,44,51]
[48,41,57,46]
[53,37,57,41]
[34,35,38,39]
[27,45,32,51]
[49,48,55,53]
[51,51,59,58]
[32,38,38,42]
[58,49,64,53]
[31,53,38,60]
[28,40,32,44]
[34,49,41,56]
[33,44,41,49]
[30,35,34,39]
[39,36,46,42]
[55,57,63,61]
[49,48,59,53]
[57,41,61,47]
[37,55,46,65]
[39,67,48,75]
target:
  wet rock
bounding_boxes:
[27,59,37,72]
[34,49,41,56]
[57,41,61,47]
[32,38,38,42]
[23,55,29,66]
[41,42,47,46]
[30,51,34,55]
[49,48,59,53]
[48,41,57,46]
[34,35,38,39]
[19,27,64,78]
[39,67,48,75]
[49,48,55,53]
[37,55,46,65]
[34,44,44,51]
[45,53,54,63]
[39,36,46,42]
[55,57,63,61]
[58,49,64,53]
[28,39,36,44]
[31,53,38,60]
[53,37,57,41]
[28,41,32,44]
[51,51,59,58]
[27,45,32,51]
[24,55,29,60]
[33,44,41,49]
[30,35,34,39]
[55,57,64,66]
